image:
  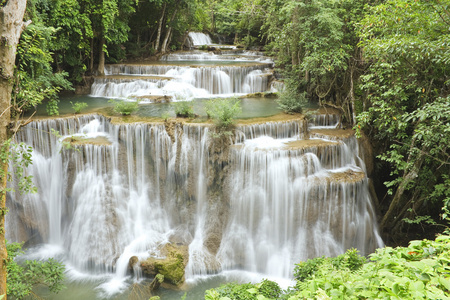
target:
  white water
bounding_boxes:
[91,63,273,101]
[188,32,213,46]
[7,45,383,298]
[7,114,383,298]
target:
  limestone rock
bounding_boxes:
[141,243,188,286]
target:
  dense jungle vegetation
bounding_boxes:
[0,0,449,298]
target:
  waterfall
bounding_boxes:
[188,32,213,45]
[7,114,382,296]
[91,64,272,100]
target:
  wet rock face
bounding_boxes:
[356,131,374,177]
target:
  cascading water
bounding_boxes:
[91,62,273,101]
[7,44,383,299]
[7,112,383,297]
[188,32,213,46]
[91,38,275,102]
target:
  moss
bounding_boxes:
[141,243,188,286]
[152,255,184,285]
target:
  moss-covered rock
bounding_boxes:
[141,243,188,286]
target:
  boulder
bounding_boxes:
[141,243,188,286]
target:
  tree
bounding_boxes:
[0,1,29,297]
[356,0,450,241]
[262,0,367,125]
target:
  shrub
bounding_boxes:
[205,97,241,129]
[173,101,195,118]
[70,101,88,114]
[109,99,140,115]
[7,242,65,299]
[206,236,450,299]
[277,88,308,114]
[161,111,171,121]
[205,281,281,300]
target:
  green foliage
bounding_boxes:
[13,20,72,116]
[7,242,65,299]
[294,248,365,282]
[161,111,171,121]
[207,236,450,299]
[0,139,36,195]
[206,0,265,47]
[173,101,195,118]
[291,236,450,299]
[276,87,307,114]
[258,279,281,299]
[205,97,241,129]
[109,99,140,115]
[355,0,450,230]
[70,101,88,114]
[260,0,367,123]
[205,280,281,300]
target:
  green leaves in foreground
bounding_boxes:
[205,279,281,300]
[6,242,65,299]
[292,236,450,299]
[205,236,450,299]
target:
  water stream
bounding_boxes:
[7,32,383,299]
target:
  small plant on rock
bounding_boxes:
[173,101,195,118]
[109,99,140,115]
[70,101,88,114]
[277,84,308,114]
[205,97,241,129]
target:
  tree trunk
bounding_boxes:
[160,27,172,54]
[89,38,94,74]
[155,3,166,52]
[97,37,105,76]
[348,65,356,126]
[160,2,180,54]
[0,1,29,297]
[380,148,426,234]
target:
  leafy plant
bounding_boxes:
[161,111,171,121]
[205,97,241,129]
[276,88,307,114]
[294,248,365,282]
[7,242,65,299]
[1,139,36,195]
[173,101,195,118]
[205,280,281,300]
[109,99,140,115]
[207,236,450,299]
[70,101,88,114]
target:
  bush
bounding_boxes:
[7,242,65,299]
[205,97,241,129]
[294,248,365,282]
[173,101,195,118]
[277,88,308,114]
[109,99,140,115]
[70,101,88,114]
[205,280,281,300]
[206,236,450,299]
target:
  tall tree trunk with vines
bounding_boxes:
[0,1,29,297]
[155,3,166,53]
[161,1,180,54]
